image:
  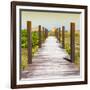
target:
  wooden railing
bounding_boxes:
[27,21,76,64]
[27,21,48,64]
[55,23,75,63]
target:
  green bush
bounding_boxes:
[21,30,39,48]
[21,30,28,48]
[32,31,39,48]
[21,30,39,70]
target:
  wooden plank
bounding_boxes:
[38,25,41,48]
[62,26,65,48]
[27,21,32,64]
[70,23,75,62]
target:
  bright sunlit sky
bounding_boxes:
[21,10,80,31]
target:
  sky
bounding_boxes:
[21,10,80,31]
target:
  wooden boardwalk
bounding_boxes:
[21,36,80,80]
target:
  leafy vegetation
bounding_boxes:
[21,29,39,70]
[32,31,39,48]
[21,29,46,70]
[21,30,28,48]
[21,29,39,48]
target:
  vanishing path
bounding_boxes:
[21,36,80,80]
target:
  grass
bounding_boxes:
[74,31,80,67]
[21,46,38,70]
[64,31,80,68]
[21,48,28,70]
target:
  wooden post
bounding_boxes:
[62,26,65,48]
[42,27,45,42]
[55,29,58,39]
[44,28,46,39]
[58,27,61,42]
[38,25,41,48]
[27,21,32,64]
[57,28,58,40]
[45,28,47,39]
[46,29,48,38]
[70,23,75,62]
[56,28,58,39]
[57,28,59,41]
[55,29,56,37]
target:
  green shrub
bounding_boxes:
[21,30,39,48]
[21,30,28,48]
[32,31,39,48]
[21,30,39,70]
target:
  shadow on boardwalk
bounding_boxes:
[21,36,80,80]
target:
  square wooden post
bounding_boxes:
[42,27,45,42]
[38,25,41,48]
[46,29,48,38]
[45,28,46,39]
[55,29,58,39]
[57,28,59,40]
[62,26,65,48]
[70,23,75,62]
[57,29,58,39]
[55,29,56,37]
[44,28,46,39]
[27,21,32,64]
[59,27,61,42]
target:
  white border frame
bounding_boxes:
[16,6,85,85]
